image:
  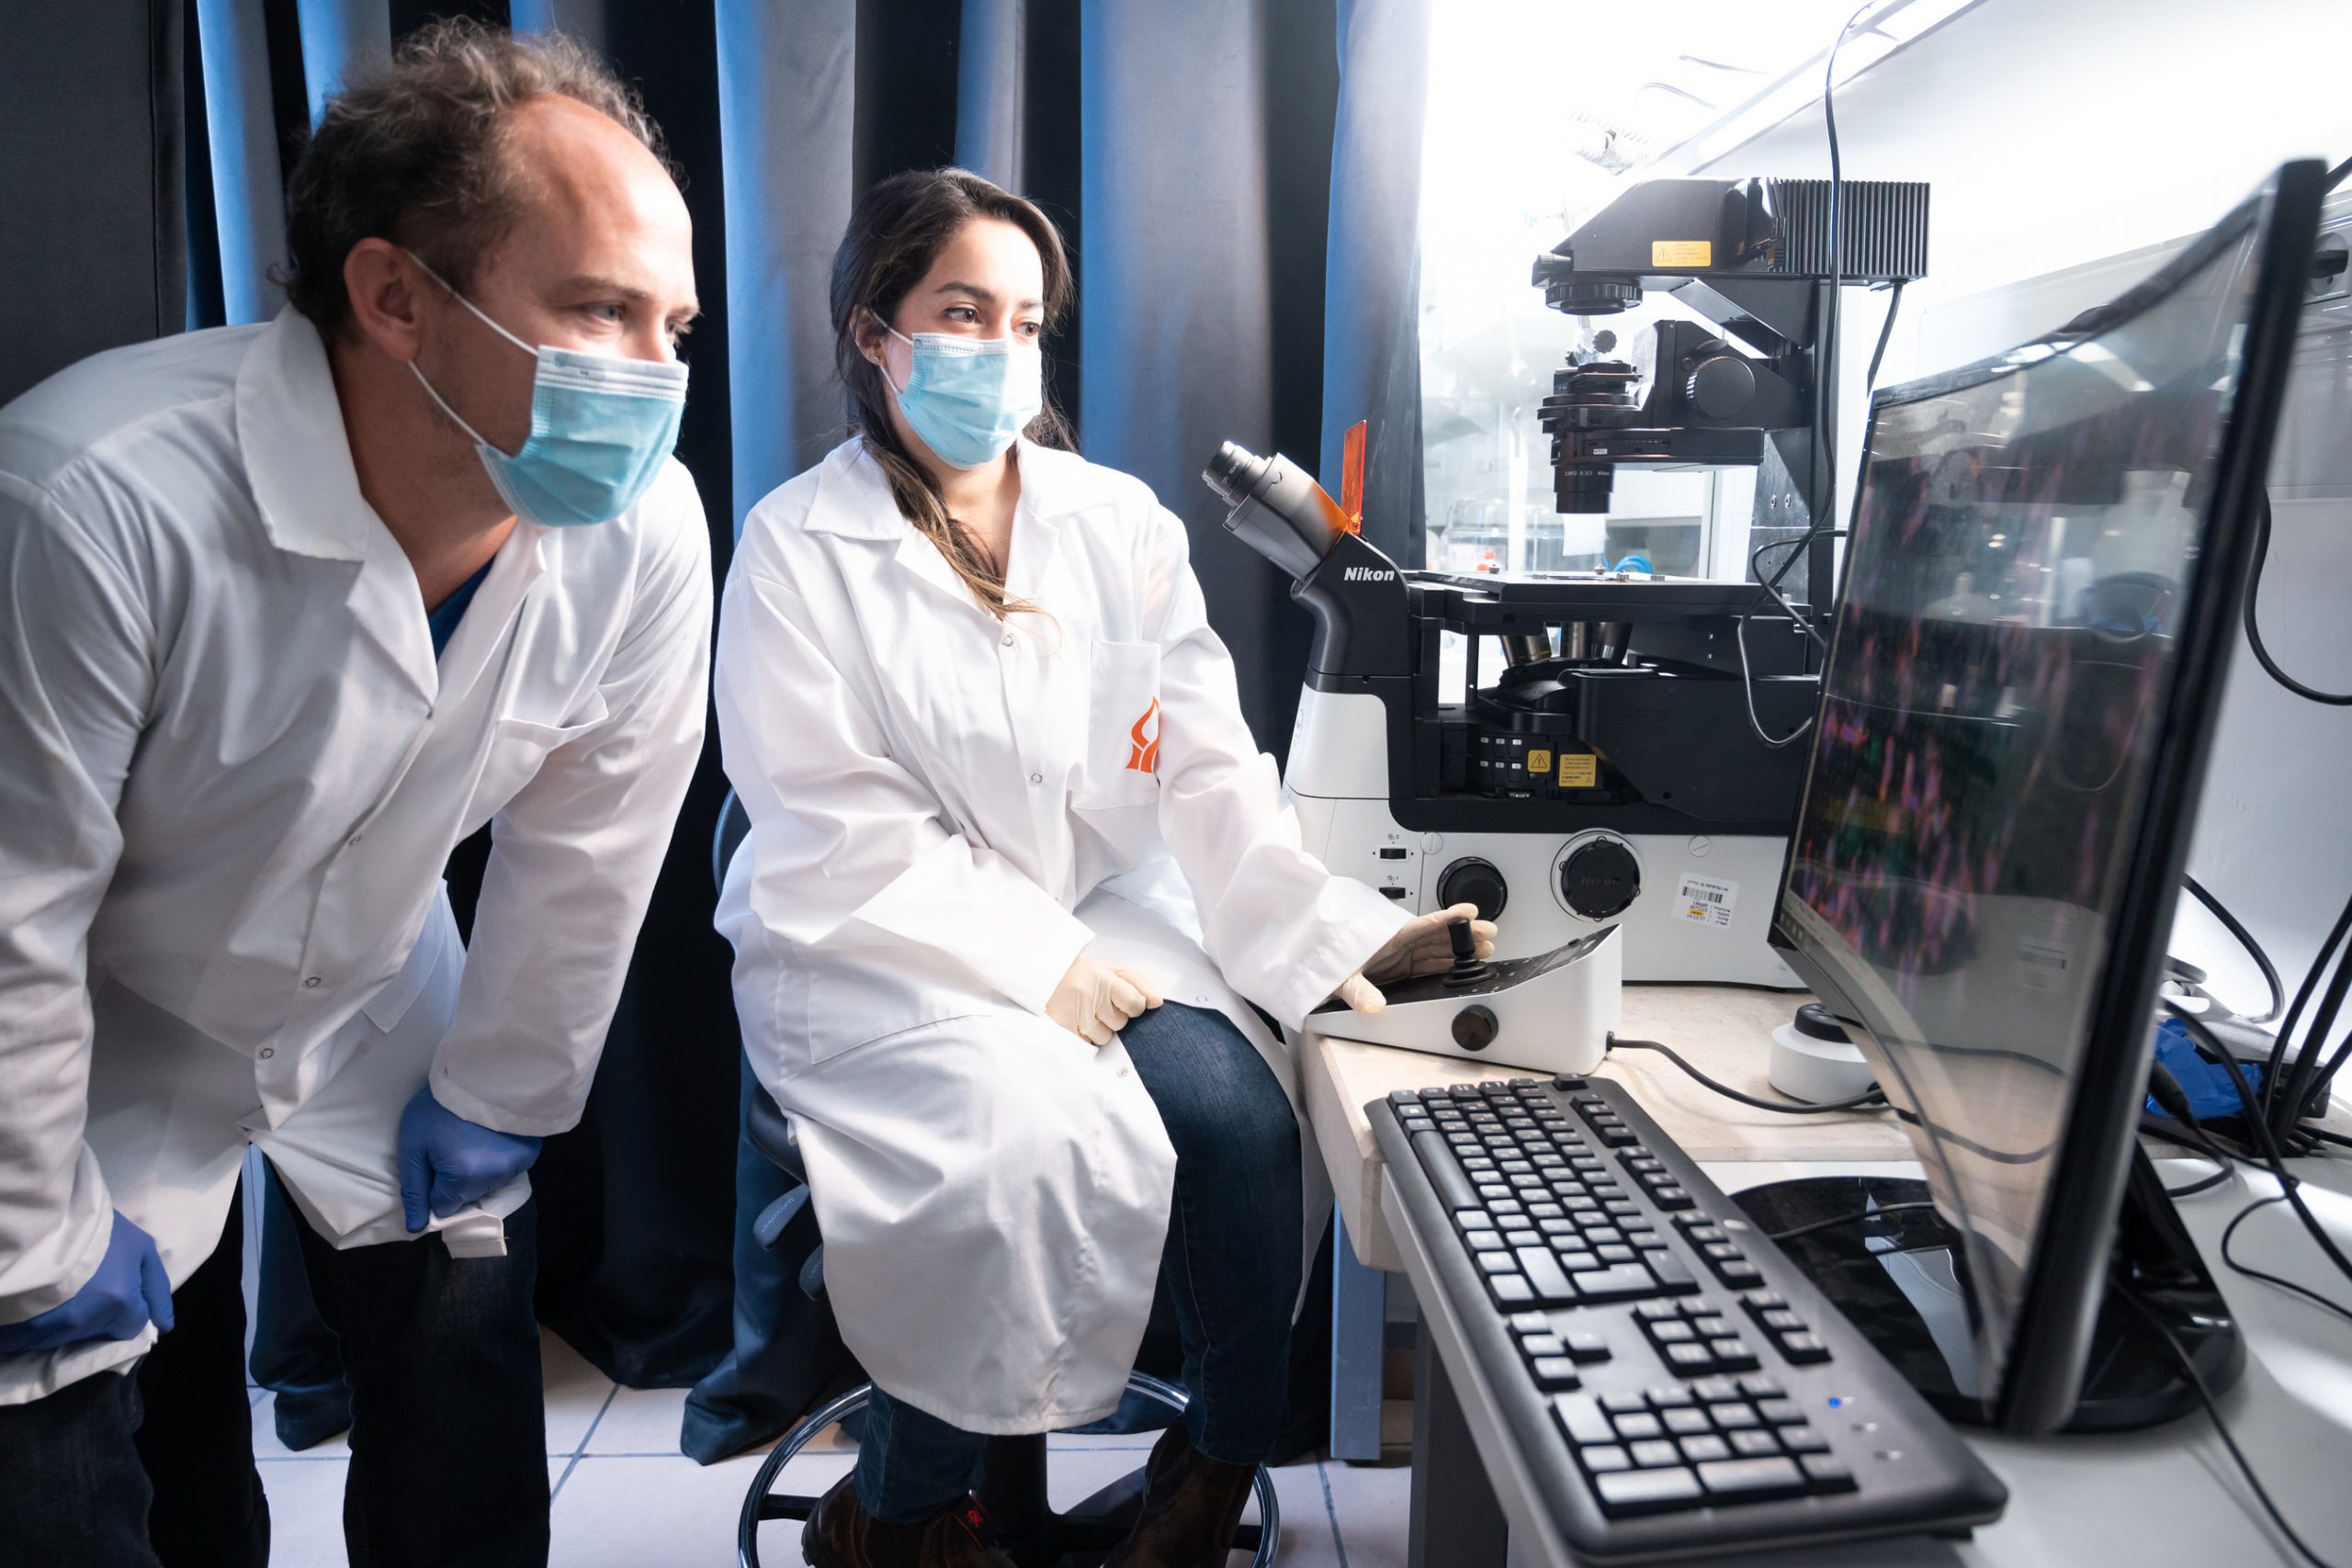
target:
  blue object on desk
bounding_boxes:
[2145,1016,2263,1121]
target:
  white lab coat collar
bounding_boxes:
[233,310,379,564]
[233,309,551,702]
[808,435,1101,613]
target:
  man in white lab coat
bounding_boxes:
[0,22,709,1567]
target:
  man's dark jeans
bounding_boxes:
[0,1170,548,1567]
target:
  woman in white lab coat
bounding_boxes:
[714,168,1489,1568]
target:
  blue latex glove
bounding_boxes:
[0,1210,174,1355]
[396,1084,544,1234]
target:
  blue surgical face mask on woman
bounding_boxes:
[406,252,689,527]
[878,321,1043,469]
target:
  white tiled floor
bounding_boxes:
[248,1336,1418,1566]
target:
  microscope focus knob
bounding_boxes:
[1436,857,1509,921]
[1684,355,1757,422]
[1560,839,1641,921]
[1453,1005,1499,1053]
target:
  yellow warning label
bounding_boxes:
[1557,753,1599,788]
[1526,750,1553,774]
[1652,240,1713,268]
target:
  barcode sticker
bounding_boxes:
[1676,874,1738,929]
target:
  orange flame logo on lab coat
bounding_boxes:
[1125,698,1160,773]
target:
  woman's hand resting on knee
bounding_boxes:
[1047,955,1165,1044]
[1330,902,1498,1013]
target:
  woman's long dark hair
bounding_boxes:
[830,167,1075,620]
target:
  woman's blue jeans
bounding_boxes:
[854,1001,1304,1524]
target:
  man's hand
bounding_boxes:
[397,1084,545,1234]
[1330,903,1499,1013]
[0,1211,174,1355]
[1046,957,1164,1046]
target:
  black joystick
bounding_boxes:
[1442,918,1492,988]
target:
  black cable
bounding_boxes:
[2184,874,2285,1023]
[1604,1033,1887,1114]
[1763,1199,1939,1243]
[2222,1194,2352,1328]
[1760,283,1903,604]
[2258,888,2352,1134]
[2113,1284,2343,1568]
[1733,611,1815,748]
[2245,496,2352,705]
[2275,914,2352,1150]
[2167,1163,2235,1199]
[2169,1004,2352,1298]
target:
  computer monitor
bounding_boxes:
[1759,160,2327,1435]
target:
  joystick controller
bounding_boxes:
[1442,918,1493,987]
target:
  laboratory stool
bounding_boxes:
[714,791,1279,1568]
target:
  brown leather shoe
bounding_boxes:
[1103,1421,1260,1567]
[800,1472,1014,1568]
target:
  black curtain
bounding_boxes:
[0,0,187,403]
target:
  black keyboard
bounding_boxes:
[1371,1075,2007,1563]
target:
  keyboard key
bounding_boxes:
[1781,1425,1831,1454]
[1565,1331,1611,1362]
[1611,1412,1665,1441]
[1639,1248,1698,1292]
[1476,1251,1518,1275]
[1800,1454,1857,1492]
[1554,1394,1614,1444]
[1567,1263,1658,1302]
[1648,1319,1694,1343]
[1690,1379,1741,1403]
[1530,1358,1582,1390]
[1628,1439,1683,1469]
[1408,1132,1481,1210]
[1520,1333,1566,1359]
[1709,1402,1760,1429]
[1555,1251,1599,1276]
[1737,1375,1786,1400]
[1598,1392,1649,1416]
[1758,1398,1803,1426]
[1709,1338,1761,1371]
[1730,1429,1783,1458]
[1780,1332,1831,1363]
[1514,1247,1577,1304]
[1507,1310,1548,1333]
[1465,1229,1507,1251]
[1741,1290,1786,1312]
[1719,1261,1765,1288]
[1661,1407,1713,1436]
[1678,1433,1731,1463]
[1651,1186,1695,1210]
[1598,1244,1638,1265]
[1581,1444,1633,1473]
[1488,1274,1534,1305]
[1696,1456,1808,1501]
[1763,1308,1805,1332]
[1593,1466,1703,1515]
[1644,1385,1696,1408]
[1690,1315,1734,1338]
[1664,1343,1715,1372]
[1634,1301,1680,1321]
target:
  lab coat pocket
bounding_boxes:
[475,696,610,812]
[1074,639,1162,811]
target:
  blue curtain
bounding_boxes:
[16,0,1432,1462]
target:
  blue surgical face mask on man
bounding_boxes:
[879,322,1043,470]
[406,252,688,527]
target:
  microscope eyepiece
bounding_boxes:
[1202,441,1272,508]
